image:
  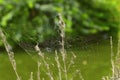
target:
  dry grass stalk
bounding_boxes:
[57,13,68,80]
[0,28,21,80]
[72,70,84,80]
[103,36,120,80]
[57,13,65,54]
[55,51,62,80]
[110,36,115,78]
[55,13,84,80]
[102,76,109,80]
[35,44,54,80]
[29,72,33,80]
[67,52,76,71]
[37,61,41,80]
[110,36,120,80]
[78,70,84,80]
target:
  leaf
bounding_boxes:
[26,0,36,8]
[1,11,13,27]
[28,2,34,8]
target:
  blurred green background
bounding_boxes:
[0,0,120,47]
[0,0,120,80]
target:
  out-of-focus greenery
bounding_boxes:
[0,0,120,46]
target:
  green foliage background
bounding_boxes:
[0,0,120,46]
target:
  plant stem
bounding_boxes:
[0,28,21,80]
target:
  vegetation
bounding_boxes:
[0,0,120,46]
[0,40,112,80]
[0,0,120,80]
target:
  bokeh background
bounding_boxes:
[0,0,120,80]
[0,0,120,47]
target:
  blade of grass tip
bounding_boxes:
[35,43,44,58]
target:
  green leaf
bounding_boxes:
[1,11,13,27]
[28,2,34,8]
[26,0,36,8]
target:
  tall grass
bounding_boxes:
[57,13,67,80]
[0,27,21,80]
[33,13,83,80]
[0,14,83,80]
[103,36,120,80]
[1,14,120,80]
